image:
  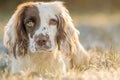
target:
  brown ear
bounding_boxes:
[56,14,89,68]
[12,3,35,57]
[14,9,28,57]
[56,15,67,50]
[51,1,90,68]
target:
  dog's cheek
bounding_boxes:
[48,25,58,50]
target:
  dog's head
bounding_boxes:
[4,1,79,57]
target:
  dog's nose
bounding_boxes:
[35,34,49,46]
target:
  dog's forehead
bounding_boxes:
[35,3,57,19]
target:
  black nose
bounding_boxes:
[35,34,49,46]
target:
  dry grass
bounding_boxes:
[0,48,119,80]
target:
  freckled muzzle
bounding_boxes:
[34,34,51,51]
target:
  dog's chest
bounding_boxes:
[11,52,65,74]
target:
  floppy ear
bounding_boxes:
[4,14,17,57]
[3,3,33,57]
[56,15,66,50]
[55,2,90,68]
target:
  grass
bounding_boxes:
[0,48,119,80]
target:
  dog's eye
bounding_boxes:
[26,20,34,28]
[49,19,57,25]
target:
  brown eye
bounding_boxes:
[49,19,57,25]
[26,21,34,28]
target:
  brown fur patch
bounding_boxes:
[13,2,40,57]
[56,15,66,50]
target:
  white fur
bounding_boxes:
[28,3,58,53]
[4,1,89,74]
[4,14,16,50]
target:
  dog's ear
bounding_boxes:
[4,14,17,56]
[56,15,66,50]
[4,2,35,57]
[55,1,90,68]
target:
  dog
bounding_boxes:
[4,1,89,74]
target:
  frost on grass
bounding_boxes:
[0,48,119,80]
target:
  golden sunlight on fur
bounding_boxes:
[4,1,89,74]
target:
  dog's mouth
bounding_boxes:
[34,42,52,53]
[36,45,51,51]
[29,41,54,53]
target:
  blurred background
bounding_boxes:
[0,0,120,51]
